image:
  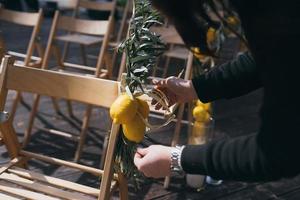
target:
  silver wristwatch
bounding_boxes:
[170,145,185,172]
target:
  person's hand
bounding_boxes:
[152,76,198,110]
[134,145,172,178]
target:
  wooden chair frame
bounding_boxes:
[45,10,114,77]
[0,8,44,122]
[0,8,44,69]
[0,56,127,200]
[23,10,115,163]
[59,0,117,73]
[60,0,132,78]
[150,25,190,78]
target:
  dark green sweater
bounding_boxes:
[181,1,300,181]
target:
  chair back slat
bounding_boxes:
[0,8,40,27]
[57,15,110,35]
[5,64,119,108]
[78,0,115,11]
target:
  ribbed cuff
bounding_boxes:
[181,144,208,175]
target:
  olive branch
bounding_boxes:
[118,0,166,94]
[114,0,166,183]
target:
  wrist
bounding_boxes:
[170,145,185,172]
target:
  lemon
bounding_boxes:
[191,47,206,60]
[192,121,207,137]
[110,93,138,124]
[207,27,217,44]
[227,16,239,26]
[122,114,145,143]
[193,106,210,122]
[196,100,212,113]
[196,100,204,106]
[136,97,150,118]
[190,135,206,145]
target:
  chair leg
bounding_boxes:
[74,105,93,162]
[152,58,160,77]
[187,102,194,141]
[52,45,64,69]
[99,124,122,200]
[100,116,112,169]
[51,97,61,115]
[23,94,41,147]
[61,42,70,63]
[163,103,185,189]
[66,100,74,117]
[80,44,87,66]
[118,172,128,200]
[10,91,22,122]
[104,52,113,78]
[111,49,118,77]
[99,134,109,169]
[35,42,44,67]
[162,56,171,78]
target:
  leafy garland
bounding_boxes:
[118,0,165,94]
[115,0,165,180]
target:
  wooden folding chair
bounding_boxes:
[0,8,44,68]
[57,0,116,72]
[44,10,114,77]
[0,8,44,121]
[0,55,127,200]
[23,10,115,163]
[150,25,191,78]
[109,0,132,73]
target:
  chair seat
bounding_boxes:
[0,166,100,200]
[56,34,103,46]
[0,163,116,200]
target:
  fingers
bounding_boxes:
[151,76,181,110]
[134,148,148,169]
[151,87,176,110]
[152,79,167,87]
[134,145,172,178]
[137,147,148,156]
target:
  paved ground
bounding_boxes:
[1,9,300,200]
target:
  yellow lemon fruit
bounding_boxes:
[196,100,212,113]
[136,97,150,118]
[191,47,206,60]
[227,16,239,26]
[193,106,210,122]
[207,27,217,44]
[190,135,206,145]
[192,121,206,138]
[196,100,206,106]
[110,93,138,124]
[203,103,211,113]
[122,114,145,143]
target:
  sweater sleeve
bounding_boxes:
[181,114,300,182]
[192,52,262,103]
[182,37,300,183]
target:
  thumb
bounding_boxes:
[134,148,148,168]
[136,147,149,156]
[152,79,167,88]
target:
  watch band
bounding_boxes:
[170,145,185,172]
